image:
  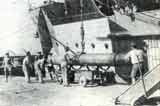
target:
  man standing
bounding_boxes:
[34,56,39,81]
[2,53,13,82]
[46,53,55,80]
[61,47,72,86]
[126,43,146,84]
[62,46,75,86]
[22,51,33,83]
[34,55,48,83]
[37,52,46,78]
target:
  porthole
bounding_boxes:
[104,43,108,49]
[75,43,79,48]
[91,43,95,49]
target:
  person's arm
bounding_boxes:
[143,51,147,58]
[37,61,41,70]
[11,57,14,66]
[2,58,5,67]
[141,50,147,61]
[23,58,27,67]
[125,51,131,62]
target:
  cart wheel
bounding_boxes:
[79,76,87,87]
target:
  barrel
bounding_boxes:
[71,53,129,66]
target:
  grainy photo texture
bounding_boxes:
[0,0,160,106]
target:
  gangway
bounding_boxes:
[115,64,160,106]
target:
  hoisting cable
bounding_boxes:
[50,36,77,56]
[40,9,78,57]
[80,0,85,54]
[95,0,106,6]
[29,2,80,60]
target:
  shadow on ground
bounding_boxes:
[142,96,160,105]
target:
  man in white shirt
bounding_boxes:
[3,53,13,82]
[22,51,33,83]
[126,43,146,84]
[34,55,48,83]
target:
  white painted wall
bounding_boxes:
[52,17,112,55]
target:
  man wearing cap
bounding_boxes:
[22,51,33,83]
[2,53,13,82]
[126,43,146,84]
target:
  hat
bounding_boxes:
[5,52,9,55]
[26,51,31,56]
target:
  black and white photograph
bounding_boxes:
[0,0,160,106]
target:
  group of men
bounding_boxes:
[2,42,146,85]
[3,51,56,84]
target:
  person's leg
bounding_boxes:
[4,67,8,82]
[47,67,54,80]
[28,67,31,83]
[26,70,30,83]
[23,67,30,83]
[139,63,143,74]
[35,70,39,81]
[49,72,54,80]
[42,68,46,78]
[37,69,43,83]
[34,65,39,81]
[8,66,12,80]
[131,64,139,84]
[61,61,69,86]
